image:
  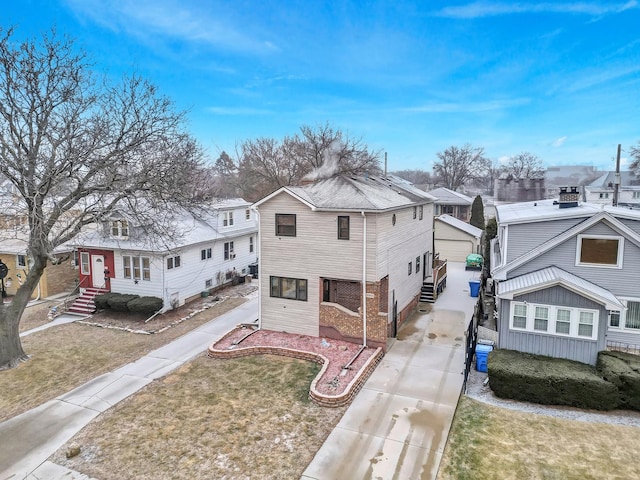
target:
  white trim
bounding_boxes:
[80,252,90,275]
[509,301,599,340]
[575,234,624,269]
[617,298,640,333]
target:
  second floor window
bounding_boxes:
[338,216,350,240]
[201,248,212,260]
[167,255,181,270]
[419,205,424,220]
[223,211,234,227]
[576,235,622,268]
[245,209,251,220]
[276,214,296,236]
[249,236,254,253]
[224,241,235,260]
[111,220,129,237]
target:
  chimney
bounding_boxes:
[558,186,580,208]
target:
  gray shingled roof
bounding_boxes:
[284,175,435,211]
[427,187,473,205]
[436,214,482,238]
[587,171,639,188]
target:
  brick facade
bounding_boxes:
[319,281,389,351]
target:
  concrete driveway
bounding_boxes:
[302,262,478,480]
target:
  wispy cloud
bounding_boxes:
[65,0,279,55]
[434,1,638,19]
[207,106,273,116]
[552,136,568,147]
[401,98,530,113]
[565,64,640,93]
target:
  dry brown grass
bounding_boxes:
[18,300,57,332]
[52,354,346,480]
[0,297,245,423]
[438,396,640,480]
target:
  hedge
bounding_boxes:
[488,349,619,411]
[127,296,163,315]
[93,293,115,310]
[597,351,640,411]
[107,294,140,312]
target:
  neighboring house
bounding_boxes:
[490,187,640,365]
[0,238,77,300]
[584,171,640,208]
[494,175,546,202]
[254,174,435,351]
[428,187,473,221]
[434,214,483,262]
[72,199,258,313]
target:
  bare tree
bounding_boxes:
[630,141,640,176]
[505,152,544,179]
[0,28,210,369]
[476,160,506,195]
[212,123,381,202]
[432,144,490,191]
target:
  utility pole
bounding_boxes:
[613,144,621,207]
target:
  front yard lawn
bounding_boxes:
[0,297,245,423]
[438,396,640,480]
[52,354,346,479]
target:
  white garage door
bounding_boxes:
[435,239,473,262]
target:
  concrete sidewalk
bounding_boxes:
[301,262,478,480]
[0,297,258,480]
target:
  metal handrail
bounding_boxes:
[62,276,90,309]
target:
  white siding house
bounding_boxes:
[254,174,435,351]
[74,199,258,311]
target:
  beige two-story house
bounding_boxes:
[254,174,435,351]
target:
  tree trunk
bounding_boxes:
[0,257,47,370]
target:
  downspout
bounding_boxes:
[254,207,262,330]
[361,211,367,347]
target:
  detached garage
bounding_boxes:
[434,214,483,262]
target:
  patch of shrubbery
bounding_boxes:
[94,292,163,315]
[127,296,164,314]
[597,351,640,411]
[488,349,619,411]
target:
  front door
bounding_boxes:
[91,255,105,288]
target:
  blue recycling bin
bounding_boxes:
[475,344,493,372]
[469,280,481,297]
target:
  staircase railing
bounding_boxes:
[62,276,90,310]
[433,257,447,291]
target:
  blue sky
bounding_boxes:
[2,0,639,171]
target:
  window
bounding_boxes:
[249,236,254,253]
[556,309,571,334]
[73,250,80,268]
[416,256,420,274]
[123,256,150,280]
[576,235,623,268]
[392,214,396,226]
[205,279,213,288]
[275,214,296,236]
[223,211,234,227]
[625,302,640,329]
[408,262,412,275]
[419,205,424,220]
[512,304,527,329]
[323,278,361,312]
[80,252,90,275]
[246,209,251,220]
[338,216,350,240]
[167,255,181,270]
[578,311,594,337]
[16,254,26,268]
[201,248,212,260]
[609,310,621,328]
[270,276,307,301]
[413,206,417,219]
[511,302,598,339]
[599,192,609,199]
[534,306,549,332]
[633,192,640,199]
[111,220,129,237]
[224,241,234,260]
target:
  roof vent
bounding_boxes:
[558,186,580,209]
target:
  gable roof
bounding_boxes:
[435,214,482,239]
[587,171,640,188]
[254,174,435,212]
[427,187,473,205]
[493,210,640,280]
[498,266,625,311]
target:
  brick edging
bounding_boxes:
[208,328,385,408]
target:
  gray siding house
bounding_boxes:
[491,189,640,365]
[254,174,435,351]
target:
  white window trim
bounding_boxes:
[575,234,624,269]
[80,252,90,275]
[616,298,640,333]
[509,301,599,341]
